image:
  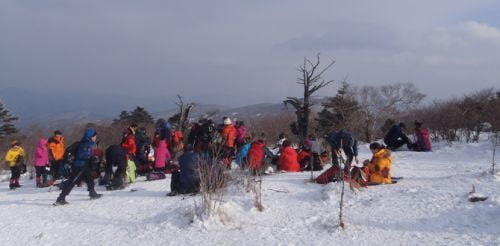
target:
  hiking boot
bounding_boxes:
[89,193,103,200]
[9,185,16,190]
[53,199,69,206]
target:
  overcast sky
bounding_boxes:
[1,0,499,106]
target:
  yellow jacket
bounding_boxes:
[5,147,26,167]
[367,148,392,184]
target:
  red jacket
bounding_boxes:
[279,147,300,172]
[248,141,265,170]
[121,127,136,156]
[415,128,432,151]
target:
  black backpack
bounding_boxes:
[64,141,81,165]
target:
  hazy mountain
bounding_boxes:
[0,87,328,128]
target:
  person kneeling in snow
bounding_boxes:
[54,128,102,205]
[363,142,392,185]
[102,144,128,190]
[167,145,200,196]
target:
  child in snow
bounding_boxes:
[34,138,50,188]
[363,142,392,184]
[4,140,25,189]
[278,140,300,172]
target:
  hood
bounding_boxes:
[83,128,97,142]
[38,138,48,148]
[375,148,391,158]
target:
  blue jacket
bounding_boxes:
[327,130,358,156]
[236,143,251,165]
[73,128,96,167]
[179,151,200,186]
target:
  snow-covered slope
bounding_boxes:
[0,138,499,245]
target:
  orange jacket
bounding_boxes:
[48,135,65,161]
[278,147,301,172]
[367,148,392,184]
[221,124,236,148]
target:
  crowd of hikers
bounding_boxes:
[3,117,432,205]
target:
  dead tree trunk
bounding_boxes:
[284,54,335,144]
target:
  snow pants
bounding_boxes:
[58,165,97,200]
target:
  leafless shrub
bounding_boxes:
[194,156,228,220]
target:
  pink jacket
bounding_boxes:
[235,126,247,144]
[154,139,171,169]
[34,138,49,167]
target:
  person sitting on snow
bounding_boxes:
[384,123,410,150]
[408,120,432,152]
[278,140,300,172]
[167,145,200,196]
[363,142,392,185]
[247,138,276,175]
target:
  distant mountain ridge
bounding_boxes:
[0,87,327,128]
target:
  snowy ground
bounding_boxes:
[1,138,499,246]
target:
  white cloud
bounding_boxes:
[462,21,500,43]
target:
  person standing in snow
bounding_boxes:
[153,121,171,172]
[220,117,236,168]
[34,138,50,188]
[234,121,247,152]
[55,128,102,205]
[48,130,65,182]
[327,130,359,170]
[121,123,138,159]
[4,140,25,189]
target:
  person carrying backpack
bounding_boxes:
[4,140,25,189]
[54,128,102,205]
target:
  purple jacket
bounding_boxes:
[34,138,49,167]
[235,126,247,144]
[154,139,171,169]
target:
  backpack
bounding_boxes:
[64,141,81,165]
[146,170,166,181]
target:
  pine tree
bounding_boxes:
[316,81,360,134]
[0,101,19,139]
[113,107,154,126]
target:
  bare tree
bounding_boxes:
[353,83,425,142]
[284,54,334,144]
[173,95,195,135]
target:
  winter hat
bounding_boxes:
[224,118,232,125]
[54,130,62,135]
[10,140,20,147]
[398,122,406,129]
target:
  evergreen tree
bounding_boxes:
[316,82,360,134]
[0,101,19,139]
[113,107,154,126]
